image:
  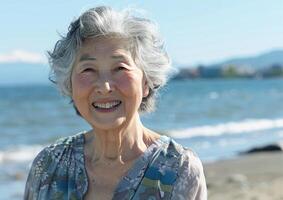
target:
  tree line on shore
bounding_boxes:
[172,63,283,79]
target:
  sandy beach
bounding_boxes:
[204,152,283,200]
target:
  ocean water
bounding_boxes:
[1,78,283,198]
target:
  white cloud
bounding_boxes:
[0,50,47,64]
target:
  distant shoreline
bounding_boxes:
[172,65,283,80]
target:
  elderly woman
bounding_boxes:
[24,6,207,200]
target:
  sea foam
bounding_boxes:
[170,118,283,138]
[0,145,43,163]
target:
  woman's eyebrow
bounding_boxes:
[111,55,125,59]
[111,54,131,63]
[79,54,97,62]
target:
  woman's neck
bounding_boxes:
[85,116,159,166]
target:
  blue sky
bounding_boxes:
[0,0,282,66]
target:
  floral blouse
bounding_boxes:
[24,132,207,200]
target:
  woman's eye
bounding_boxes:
[116,66,126,71]
[82,68,96,73]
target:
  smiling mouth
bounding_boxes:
[92,100,122,110]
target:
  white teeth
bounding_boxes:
[93,101,121,109]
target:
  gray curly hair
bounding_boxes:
[48,6,171,113]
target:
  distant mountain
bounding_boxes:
[0,62,50,85]
[209,49,283,69]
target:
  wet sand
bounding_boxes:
[204,152,283,200]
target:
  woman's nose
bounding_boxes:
[95,78,113,95]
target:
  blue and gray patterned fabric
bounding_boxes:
[24,132,207,200]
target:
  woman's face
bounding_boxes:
[71,37,149,130]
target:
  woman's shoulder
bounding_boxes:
[156,136,205,183]
[161,136,203,168]
[50,131,85,148]
[163,137,207,199]
[141,135,207,199]
[24,132,87,199]
[179,147,204,173]
[29,132,85,175]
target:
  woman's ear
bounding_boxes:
[142,79,150,98]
